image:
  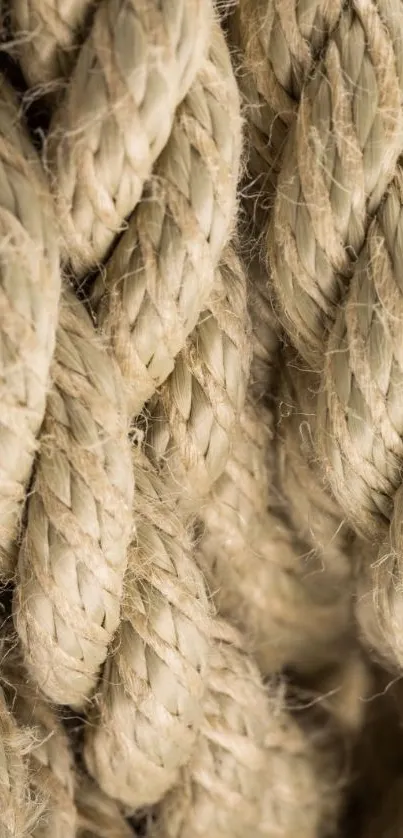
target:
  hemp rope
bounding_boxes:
[91,21,242,415]
[0,0,397,834]
[0,684,41,838]
[79,15,243,809]
[14,288,135,708]
[0,75,61,580]
[265,0,403,369]
[46,0,213,274]
[0,626,78,837]
[75,775,136,838]
[83,440,212,810]
[198,255,353,677]
[147,244,250,509]
[245,0,403,673]
[153,620,341,838]
[10,0,91,94]
[230,0,342,227]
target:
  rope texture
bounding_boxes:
[0,1,396,836]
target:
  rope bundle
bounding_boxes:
[0,1,403,837]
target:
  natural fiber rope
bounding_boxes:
[231,0,342,219]
[82,22,245,811]
[0,684,41,838]
[147,244,250,508]
[83,440,212,809]
[46,0,213,274]
[0,644,77,838]
[91,22,242,415]
[0,76,61,580]
[9,0,91,93]
[75,775,136,838]
[13,289,134,708]
[153,620,341,838]
[265,0,403,369]
[245,0,403,673]
[198,257,353,676]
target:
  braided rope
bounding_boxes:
[147,245,250,507]
[198,259,353,676]
[10,0,91,92]
[75,775,136,838]
[92,22,242,415]
[14,289,134,707]
[0,682,42,838]
[266,0,403,368]
[2,666,77,838]
[232,0,342,212]
[153,622,340,838]
[46,0,213,273]
[83,441,212,808]
[0,77,61,580]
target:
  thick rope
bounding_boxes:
[0,76,61,580]
[198,258,353,676]
[91,22,242,415]
[75,775,136,838]
[153,621,341,838]
[231,0,342,216]
[147,245,250,508]
[83,441,212,809]
[46,0,213,273]
[10,0,91,93]
[0,684,42,838]
[266,0,403,369]
[13,289,134,708]
[82,26,244,810]
[0,639,77,838]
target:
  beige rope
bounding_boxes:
[82,30,244,809]
[92,22,242,415]
[10,0,91,92]
[153,621,341,838]
[198,260,353,676]
[0,649,77,838]
[13,289,134,708]
[0,76,61,580]
[0,684,42,838]
[232,0,342,213]
[147,245,250,508]
[83,442,212,809]
[75,775,135,838]
[310,166,403,669]
[47,0,213,273]
[266,0,403,368]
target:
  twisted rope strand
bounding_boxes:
[198,260,353,676]
[47,0,213,273]
[14,289,134,708]
[75,775,136,838]
[268,0,403,368]
[153,622,340,838]
[83,442,212,809]
[233,0,342,207]
[147,245,250,508]
[0,76,61,580]
[0,637,77,838]
[92,22,242,415]
[0,684,41,838]
[10,0,92,93]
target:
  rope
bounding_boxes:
[14,289,134,708]
[91,23,242,414]
[0,76,61,580]
[46,0,213,273]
